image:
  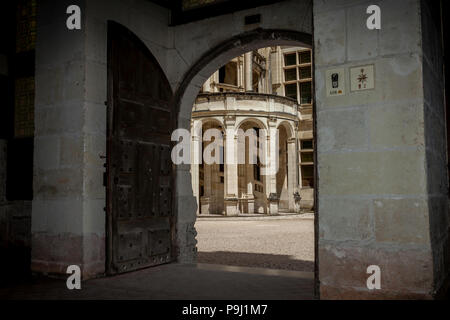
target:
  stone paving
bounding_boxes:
[196,213,315,272]
[0,263,314,300]
[0,214,315,300]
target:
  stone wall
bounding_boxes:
[314,0,448,298]
[32,0,100,278]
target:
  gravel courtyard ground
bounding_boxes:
[195,214,315,272]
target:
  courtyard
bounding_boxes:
[196,214,315,272]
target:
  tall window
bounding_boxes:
[300,138,314,188]
[6,0,36,201]
[283,49,313,105]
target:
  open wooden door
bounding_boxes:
[106,21,175,275]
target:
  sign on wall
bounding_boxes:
[325,68,345,97]
[350,65,375,91]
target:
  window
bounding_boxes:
[298,50,311,64]
[301,165,314,188]
[284,68,296,81]
[299,66,311,80]
[219,65,226,83]
[16,0,36,53]
[285,83,297,100]
[282,49,313,105]
[6,0,36,201]
[300,82,312,104]
[284,53,296,66]
[218,62,238,86]
[301,152,314,163]
[301,140,313,150]
[14,77,35,138]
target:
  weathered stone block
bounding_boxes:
[35,103,84,135]
[320,197,373,241]
[373,198,430,244]
[347,4,378,61]
[85,60,107,105]
[379,0,422,56]
[84,102,107,135]
[83,164,105,200]
[318,150,427,196]
[83,199,106,234]
[34,136,60,171]
[177,195,198,224]
[59,135,83,167]
[314,9,346,67]
[34,199,83,234]
[34,168,84,200]
[317,107,368,152]
[319,244,434,298]
[369,102,424,149]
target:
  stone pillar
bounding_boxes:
[287,137,297,212]
[237,57,244,90]
[191,121,201,215]
[224,116,239,216]
[264,119,279,215]
[202,158,212,215]
[32,0,108,279]
[212,71,219,92]
[314,0,449,299]
[244,52,253,91]
[245,161,255,214]
[202,77,211,93]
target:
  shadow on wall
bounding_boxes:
[197,251,314,272]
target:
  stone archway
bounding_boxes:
[171,28,314,271]
[236,119,267,214]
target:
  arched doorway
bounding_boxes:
[237,119,267,214]
[174,28,316,296]
[195,119,225,215]
[276,121,297,213]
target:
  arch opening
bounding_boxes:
[181,30,316,293]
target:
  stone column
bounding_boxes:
[237,57,244,90]
[264,119,279,215]
[202,153,212,215]
[202,77,211,93]
[244,52,253,91]
[224,116,239,216]
[191,121,201,215]
[212,71,219,92]
[287,137,298,212]
[245,143,255,214]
